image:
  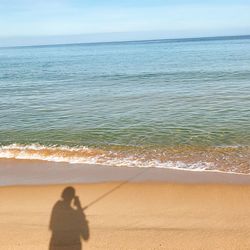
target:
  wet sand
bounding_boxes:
[0,159,250,249]
[1,158,250,186]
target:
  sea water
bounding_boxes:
[0,36,250,173]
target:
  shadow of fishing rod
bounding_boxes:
[82,167,150,211]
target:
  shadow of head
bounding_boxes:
[61,186,75,205]
[49,186,89,250]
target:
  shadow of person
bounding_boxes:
[49,186,89,250]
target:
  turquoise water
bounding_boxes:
[0,37,250,173]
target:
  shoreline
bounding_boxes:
[1,158,250,186]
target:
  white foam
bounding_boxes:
[0,143,215,172]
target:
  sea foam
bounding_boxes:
[0,143,213,169]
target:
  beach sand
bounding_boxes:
[0,159,250,249]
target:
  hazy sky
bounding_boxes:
[1,0,250,46]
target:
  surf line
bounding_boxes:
[82,167,151,211]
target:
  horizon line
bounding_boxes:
[1,34,250,49]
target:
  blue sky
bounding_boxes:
[0,0,250,46]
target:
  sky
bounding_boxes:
[0,0,250,46]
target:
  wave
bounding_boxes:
[0,144,249,174]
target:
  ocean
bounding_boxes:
[0,36,250,174]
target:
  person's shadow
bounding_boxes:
[49,186,89,250]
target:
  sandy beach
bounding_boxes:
[1,183,250,250]
[0,159,250,249]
